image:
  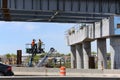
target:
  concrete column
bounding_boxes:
[76,44,83,69]
[70,45,76,68]
[110,36,120,69]
[97,38,107,69]
[109,16,114,36]
[83,41,91,69]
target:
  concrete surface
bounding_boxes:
[97,38,107,69]
[66,18,111,45]
[12,67,120,76]
[83,41,91,69]
[76,44,83,69]
[0,67,119,80]
[1,76,120,80]
[110,36,120,69]
[70,45,76,68]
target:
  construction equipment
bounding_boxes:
[26,43,45,67]
[37,48,55,67]
[26,42,55,67]
[26,43,45,54]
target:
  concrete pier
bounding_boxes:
[70,45,76,68]
[66,16,120,69]
[110,36,120,69]
[76,44,83,69]
[83,41,91,69]
[97,38,107,69]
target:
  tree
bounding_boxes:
[11,54,17,58]
[5,53,11,59]
[26,53,47,64]
[66,53,71,56]
[60,53,65,56]
[107,53,110,56]
[40,53,47,58]
[55,52,62,57]
[91,52,97,55]
[34,55,40,63]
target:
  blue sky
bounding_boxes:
[0,17,120,55]
[0,21,75,55]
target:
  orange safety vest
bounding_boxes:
[32,41,35,47]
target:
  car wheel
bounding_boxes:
[0,72,4,76]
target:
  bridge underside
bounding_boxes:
[1,10,110,23]
[0,0,119,23]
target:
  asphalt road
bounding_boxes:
[0,76,120,80]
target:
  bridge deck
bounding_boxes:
[0,0,119,23]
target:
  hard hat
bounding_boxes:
[33,39,35,41]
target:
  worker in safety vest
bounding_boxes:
[31,39,35,47]
[31,39,37,53]
[37,39,42,52]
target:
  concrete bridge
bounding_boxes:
[0,0,120,69]
[66,17,120,69]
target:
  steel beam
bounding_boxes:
[54,17,102,21]
[49,11,59,21]
[0,0,119,22]
[2,0,7,8]
[9,10,108,23]
[2,0,11,21]
[11,17,95,23]
[7,0,120,14]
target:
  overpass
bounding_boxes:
[0,0,120,69]
[0,0,119,23]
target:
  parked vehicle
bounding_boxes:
[0,63,14,76]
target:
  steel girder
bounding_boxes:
[0,0,119,23]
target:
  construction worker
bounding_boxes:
[37,39,42,52]
[31,39,37,53]
[31,39,35,47]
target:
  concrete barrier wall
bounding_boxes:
[12,67,120,74]
[6,67,120,80]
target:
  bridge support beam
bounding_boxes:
[110,36,120,69]
[2,0,11,21]
[76,44,83,69]
[83,41,91,69]
[97,38,107,69]
[70,45,76,68]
